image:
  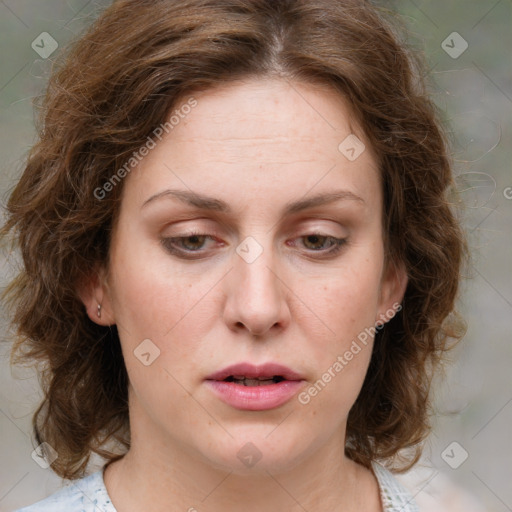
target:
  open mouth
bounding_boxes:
[205,364,304,410]
[223,375,286,386]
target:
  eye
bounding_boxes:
[292,234,347,257]
[161,231,347,260]
[176,234,209,251]
[160,231,219,259]
[302,234,334,250]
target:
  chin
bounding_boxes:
[196,426,317,475]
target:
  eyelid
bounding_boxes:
[160,232,219,259]
[289,234,347,254]
[160,232,348,260]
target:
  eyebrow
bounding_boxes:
[141,188,364,215]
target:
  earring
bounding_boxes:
[97,303,102,318]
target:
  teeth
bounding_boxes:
[231,377,281,386]
[243,378,274,386]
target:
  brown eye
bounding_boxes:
[178,234,208,251]
[302,234,331,250]
[161,233,218,259]
[287,233,348,259]
[301,234,346,251]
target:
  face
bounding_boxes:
[84,78,406,475]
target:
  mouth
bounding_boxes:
[205,362,304,411]
[222,375,286,386]
[205,362,303,383]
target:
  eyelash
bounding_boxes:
[160,231,347,260]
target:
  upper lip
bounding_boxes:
[206,362,304,381]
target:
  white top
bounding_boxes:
[15,461,419,511]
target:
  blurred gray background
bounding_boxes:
[0,1,510,511]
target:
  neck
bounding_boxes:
[104,423,382,512]
[103,387,382,512]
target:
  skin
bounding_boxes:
[81,77,407,512]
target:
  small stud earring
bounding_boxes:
[97,303,102,318]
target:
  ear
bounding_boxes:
[77,265,116,326]
[376,259,408,326]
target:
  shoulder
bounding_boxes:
[14,470,116,512]
[372,461,419,512]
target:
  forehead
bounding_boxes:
[122,77,380,214]
[172,78,365,159]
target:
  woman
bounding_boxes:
[2,0,466,510]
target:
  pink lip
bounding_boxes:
[205,362,305,411]
[206,362,303,381]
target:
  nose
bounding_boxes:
[222,241,291,337]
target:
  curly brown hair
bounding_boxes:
[1,0,466,479]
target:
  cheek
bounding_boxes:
[295,253,383,407]
[108,255,216,414]
[297,275,379,423]
[302,262,383,344]
[108,241,217,358]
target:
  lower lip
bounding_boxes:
[205,380,304,411]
